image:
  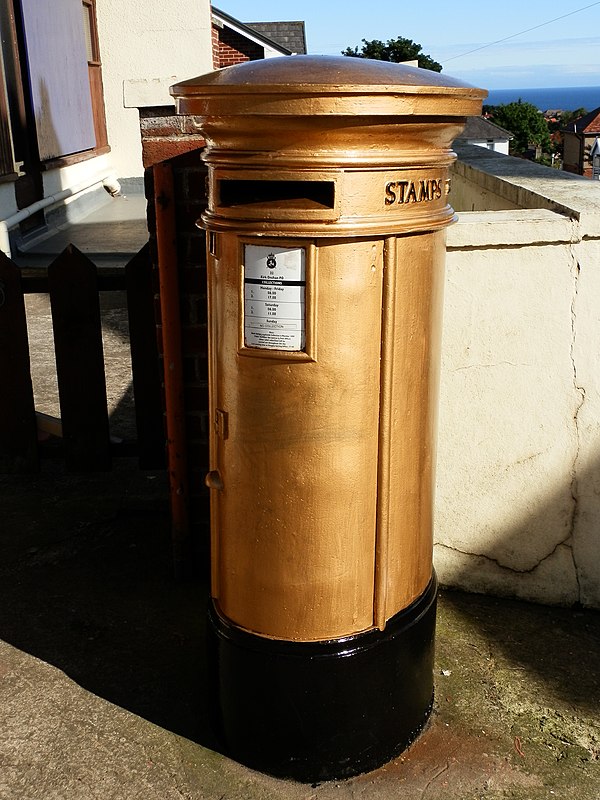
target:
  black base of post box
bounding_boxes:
[207,574,438,783]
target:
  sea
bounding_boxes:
[485,86,600,113]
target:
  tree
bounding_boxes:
[486,100,551,157]
[558,107,587,128]
[342,37,442,72]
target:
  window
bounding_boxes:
[0,53,16,177]
[0,0,108,178]
[0,1,21,178]
[82,0,108,152]
[17,0,108,164]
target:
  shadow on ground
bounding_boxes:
[440,589,600,718]
[0,459,215,748]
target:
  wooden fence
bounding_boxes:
[0,243,165,473]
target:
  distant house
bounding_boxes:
[245,20,307,55]
[454,117,513,155]
[591,137,600,180]
[211,7,304,67]
[562,106,600,177]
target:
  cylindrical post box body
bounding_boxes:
[171,56,485,782]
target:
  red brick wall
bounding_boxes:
[140,106,210,555]
[139,107,205,170]
[212,24,220,69]
[213,22,264,68]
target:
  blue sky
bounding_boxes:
[217,0,600,89]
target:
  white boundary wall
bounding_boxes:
[436,145,600,608]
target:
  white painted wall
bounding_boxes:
[42,153,113,198]
[465,138,510,155]
[263,43,287,58]
[96,0,213,181]
[435,145,600,608]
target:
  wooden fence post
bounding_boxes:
[48,245,111,471]
[0,252,39,472]
[125,242,166,469]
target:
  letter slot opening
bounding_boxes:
[219,179,335,210]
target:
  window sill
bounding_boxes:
[41,145,111,171]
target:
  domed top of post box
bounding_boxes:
[170,56,486,172]
[171,55,486,118]
[171,56,486,234]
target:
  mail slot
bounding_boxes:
[171,55,485,782]
[219,179,336,209]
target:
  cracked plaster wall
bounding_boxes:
[435,222,599,608]
[571,238,600,607]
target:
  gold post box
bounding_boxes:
[171,56,485,782]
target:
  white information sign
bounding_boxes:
[244,245,306,351]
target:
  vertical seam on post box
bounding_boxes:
[374,236,397,630]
